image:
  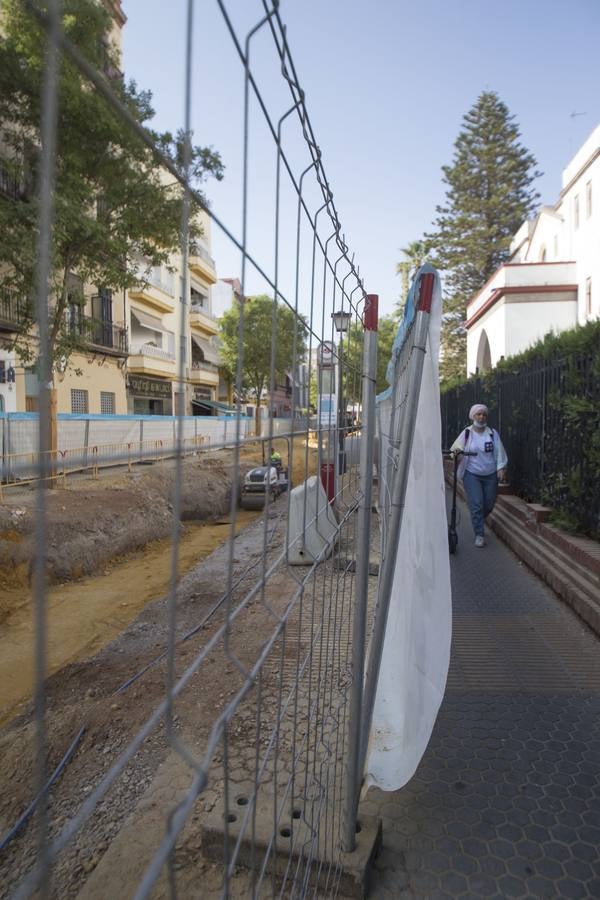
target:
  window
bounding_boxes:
[539,246,547,262]
[71,388,89,414]
[586,277,592,318]
[100,391,115,415]
[191,285,207,309]
[586,180,592,218]
[574,194,580,229]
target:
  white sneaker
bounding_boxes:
[474,535,485,548]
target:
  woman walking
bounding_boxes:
[450,404,508,547]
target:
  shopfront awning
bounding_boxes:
[191,333,221,365]
[191,398,237,415]
[131,307,165,333]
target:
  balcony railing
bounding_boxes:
[0,290,30,330]
[191,359,219,373]
[189,243,215,269]
[65,312,128,354]
[129,343,175,362]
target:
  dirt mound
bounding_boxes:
[0,452,249,586]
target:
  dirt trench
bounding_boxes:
[0,452,243,593]
[0,437,321,896]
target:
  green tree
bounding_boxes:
[0,0,223,367]
[395,239,430,319]
[342,314,398,400]
[427,91,540,381]
[219,295,307,435]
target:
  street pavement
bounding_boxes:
[364,490,600,899]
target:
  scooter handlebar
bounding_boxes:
[442,449,477,457]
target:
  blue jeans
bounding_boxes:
[463,470,497,537]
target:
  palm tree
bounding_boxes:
[395,239,429,318]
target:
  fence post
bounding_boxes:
[6,416,12,482]
[139,418,144,463]
[358,273,434,782]
[343,294,378,853]
[83,417,90,473]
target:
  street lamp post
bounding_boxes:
[332,309,351,482]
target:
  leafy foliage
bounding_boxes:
[427,91,540,381]
[219,294,308,434]
[0,0,223,366]
[440,320,600,538]
[341,314,399,402]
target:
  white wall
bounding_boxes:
[211,280,236,319]
[0,350,18,413]
[467,305,507,374]
[505,298,578,357]
[559,143,599,322]
[466,293,577,374]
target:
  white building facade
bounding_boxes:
[466,123,600,375]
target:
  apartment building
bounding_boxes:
[127,224,220,416]
[0,0,129,416]
[1,0,225,418]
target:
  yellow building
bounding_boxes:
[126,212,221,416]
[1,0,227,419]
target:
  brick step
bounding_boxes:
[490,503,600,635]
[491,502,600,601]
[496,493,600,578]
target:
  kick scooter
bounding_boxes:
[442,449,476,554]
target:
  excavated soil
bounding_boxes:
[0,451,243,592]
[0,438,321,898]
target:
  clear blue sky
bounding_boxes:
[122,0,600,319]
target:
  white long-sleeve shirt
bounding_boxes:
[450,425,508,479]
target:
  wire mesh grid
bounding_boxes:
[376,318,420,559]
[0,2,380,898]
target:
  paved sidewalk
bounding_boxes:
[365,491,600,899]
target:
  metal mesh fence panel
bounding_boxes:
[0,3,388,899]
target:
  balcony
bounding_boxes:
[129,279,174,313]
[191,359,219,373]
[65,311,128,356]
[0,290,30,332]
[189,243,217,285]
[189,305,218,335]
[128,342,176,377]
[190,359,219,387]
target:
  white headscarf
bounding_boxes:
[469,404,488,420]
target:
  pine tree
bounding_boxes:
[428,91,540,381]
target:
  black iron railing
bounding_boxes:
[65,310,128,354]
[189,241,216,269]
[441,351,600,538]
[0,289,30,329]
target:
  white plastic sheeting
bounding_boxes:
[0,412,254,459]
[364,266,451,792]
